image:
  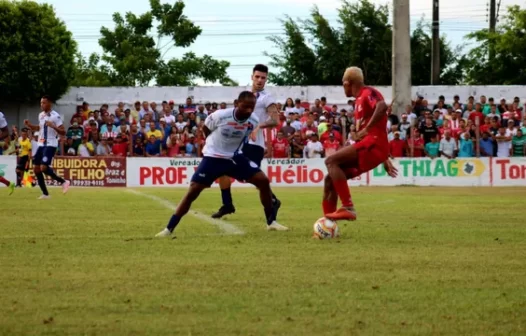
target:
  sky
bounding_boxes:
[40,0,525,86]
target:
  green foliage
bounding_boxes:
[464,5,526,85]
[410,20,464,85]
[267,0,461,86]
[0,0,77,102]
[74,0,234,87]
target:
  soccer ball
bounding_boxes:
[313,217,339,239]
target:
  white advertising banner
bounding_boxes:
[492,158,526,186]
[126,157,366,187]
[369,158,491,187]
[126,157,526,188]
[0,156,17,187]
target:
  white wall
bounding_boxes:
[2,85,526,128]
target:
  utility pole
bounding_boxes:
[489,0,496,60]
[392,0,412,117]
[431,0,440,85]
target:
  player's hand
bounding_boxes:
[383,160,398,178]
[356,128,368,141]
[249,128,258,142]
[24,119,31,126]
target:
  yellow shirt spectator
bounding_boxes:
[147,129,163,140]
[18,138,32,157]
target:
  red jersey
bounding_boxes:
[389,139,405,157]
[323,139,340,156]
[272,138,289,158]
[354,86,386,138]
[469,111,484,125]
[112,143,128,156]
[407,137,424,157]
[320,130,342,144]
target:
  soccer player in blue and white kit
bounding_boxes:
[24,96,70,199]
[156,91,284,237]
[211,64,288,231]
[0,111,16,194]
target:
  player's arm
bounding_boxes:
[364,99,388,132]
[259,104,279,129]
[51,124,66,136]
[202,112,217,138]
[24,120,40,131]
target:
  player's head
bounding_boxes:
[236,91,257,119]
[342,67,364,98]
[21,128,28,139]
[252,64,268,91]
[40,95,52,112]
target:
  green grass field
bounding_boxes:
[1,186,526,335]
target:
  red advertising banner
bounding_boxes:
[28,157,126,187]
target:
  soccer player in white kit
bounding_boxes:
[212,64,288,231]
[156,91,284,237]
[0,111,16,194]
[24,96,70,199]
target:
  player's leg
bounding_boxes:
[40,147,70,194]
[157,157,226,237]
[33,147,50,199]
[231,154,288,231]
[322,174,338,215]
[15,156,27,187]
[324,145,359,220]
[0,171,15,195]
[244,143,282,219]
[322,166,360,215]
[155,182,208,237]
[211,176,235,219]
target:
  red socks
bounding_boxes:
[0,176,9,186]
[322,199,337,215]
[332,179,353,208]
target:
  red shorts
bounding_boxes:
[344,135,388,178]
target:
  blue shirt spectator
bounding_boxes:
[458,137,474,157]
[479,133,494,157]
[145,136,161,156]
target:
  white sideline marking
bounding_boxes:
[126,189,244,235]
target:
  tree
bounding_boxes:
[463,5,526,85]
[410,20,464,85]
[267,0,460,86]
[0,0,77,102]
[76,0,236,87]
[72,53,114,87]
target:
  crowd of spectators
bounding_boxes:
[1,94,526,160]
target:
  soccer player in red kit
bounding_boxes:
[323,67,397,221]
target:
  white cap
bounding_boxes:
[160,117,166,122]
[349,97,356,101]
[319,116,327,121]
[34,132,39,136]
[455,109,462,113]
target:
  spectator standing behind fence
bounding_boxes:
[96,138,111,156]
[407,129,424,157]
[304,133,323,158]
[78,136,94,157]
[479,132,494,157]
[389,131,405,158]
[425,136,440,159]
[323,132,340,157]
[420,117,439,144]
[496,127,512,157]
[458,132,474,157]
[512,129,526,156]
[270,131,289,158]
[440,131,457,158]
